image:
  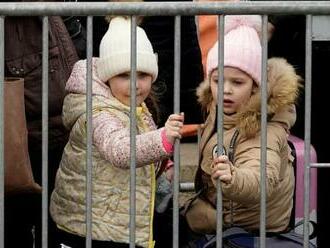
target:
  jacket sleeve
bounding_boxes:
[92,111,171,169]
[222,127,287,204]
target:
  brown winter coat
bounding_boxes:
[194,58,300,233]
[4,16,78,151]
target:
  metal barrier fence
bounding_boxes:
[1,1,330,248]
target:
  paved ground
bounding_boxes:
[179,142,198,205]
[180,143,198,181]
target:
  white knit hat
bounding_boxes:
[97,16,158,82]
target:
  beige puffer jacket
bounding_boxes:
[194,58,301,232]
[50,59,171,248]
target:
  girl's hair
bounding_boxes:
[196,78,213,119]
[145,91,159,125]
[144,80,166,125]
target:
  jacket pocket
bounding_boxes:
[6,46,66,121]
[6,43,61,75]
[6,52,41,78]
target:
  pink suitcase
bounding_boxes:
[288,135,317,244]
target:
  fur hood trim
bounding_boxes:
[196,57,302,138]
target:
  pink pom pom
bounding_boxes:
[224,15,262,36]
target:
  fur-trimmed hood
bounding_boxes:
[196,57,302,138]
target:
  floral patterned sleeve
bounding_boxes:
[92,111,171,169]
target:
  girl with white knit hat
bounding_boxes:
[50,16,183,248]
[184,15,301,237]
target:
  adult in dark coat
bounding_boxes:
[4,14,78,248]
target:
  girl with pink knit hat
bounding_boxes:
[184,15,301,237]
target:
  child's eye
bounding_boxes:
[233,80,243,85]
[212,78,218,83]
[138,72,149,78]
[117,73,130,79]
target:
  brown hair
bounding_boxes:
[144,80,166,126]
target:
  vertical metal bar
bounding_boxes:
[216,14,224,248]
[129,15,137,248]
[85,15,93,248]
[259,14,268,248]
[173,15,181,248]
[173,16,181,248]
[0,15,4,248]
[303,14,312,248]
[42,16,49,248]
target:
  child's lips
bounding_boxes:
[223,99,234,107]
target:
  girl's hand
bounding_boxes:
[164,113,184,144]
[165,166,174,182]
[211,155,233,185]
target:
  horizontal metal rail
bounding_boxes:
[0,2,327,248]
[310,163,330,168]
[0,1,330,16]
[179,182,195,192]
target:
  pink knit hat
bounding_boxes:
[206,15,262,85]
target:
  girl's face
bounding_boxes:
[210,67,256,115]
[108,71,152,106]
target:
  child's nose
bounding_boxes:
[224,82,232,94]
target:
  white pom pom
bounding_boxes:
[224,15,262,36]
